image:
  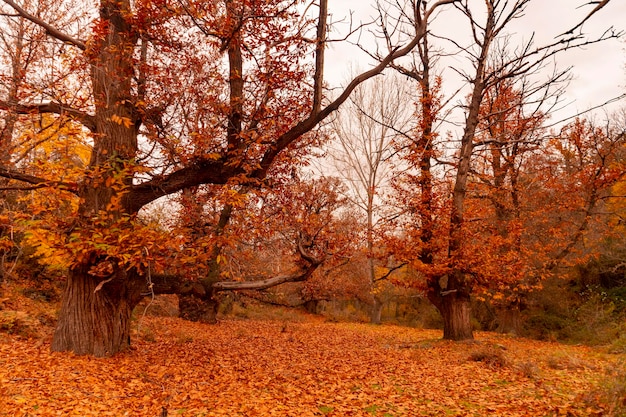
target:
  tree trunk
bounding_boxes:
[370,296,383,324]
[303,299,319,314]
[428,272,474,341]
[439,293,473,341]
[496,303,522,335]
[49,0,141,357]
[51,267,143,357]
[178,275,221,323]
[178,293,219,324]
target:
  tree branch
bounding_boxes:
[0,100,96,132]
[374,262,408,283]
[0,166,79,193]
[1,0,86,50]
[561,0,612,35]
[148,263,320,294]
[255,0,459,178]
[124,159,240,213]
[212,263,319,291]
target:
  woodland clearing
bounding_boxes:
[1,311,624,417]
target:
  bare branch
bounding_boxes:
[1,0,86,50]
[257,0,459,176]
[212,269,314,291]
[0,100,96,132]
[374,262,408,282]
[561,0,612,36]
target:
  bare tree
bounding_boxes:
[328,72,414,323]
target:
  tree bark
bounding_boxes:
[370,296,383,325]
[303,299,319,314]
[51,267,143,357]
[179,293,219,324]
[496,304,521,335]
[49,0,139,357]
[439,292,473,340]
[427,271,474,341]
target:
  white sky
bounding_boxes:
[323,0,626,124]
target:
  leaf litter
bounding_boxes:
[0,316,623,416]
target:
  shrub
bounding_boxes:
[0,310,41,337]
[468,345,508,368]
[584,362,626,417]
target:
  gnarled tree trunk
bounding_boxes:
[428,272,474,341]
[178,283,219,324]
[48,0,140,357]
[439,292,473,340]
[51,267,144,357]
[496,302,522,335]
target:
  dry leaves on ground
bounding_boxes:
[1,317,623,416]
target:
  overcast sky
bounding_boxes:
[322,0,626,125]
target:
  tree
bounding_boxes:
[150,175,352,323]
[385,0,621,340]
[0,0,456,356]
[328,72,414,323]
[0,0,78,280]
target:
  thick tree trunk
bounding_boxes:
[303,299,319,314]
[496,303,522,335]
[51,267,143,357]
[439,293,473,340]
[178,293,219,324]
[428,272,474,341]
[178,275,220,323]
[49,0,142,357]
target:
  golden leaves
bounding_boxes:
[110,114,134,129]
[0,318,622,416]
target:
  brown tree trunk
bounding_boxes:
[439,293,473,340]
[51,267,143,357]
[428,272,474,341]
[496,303,522,335]
[178,269,222,323]
[49,0,140,356]
[303,299,319,314]
[370,296,383,324]
[178,290,219,324]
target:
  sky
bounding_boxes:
[322,0,626,126]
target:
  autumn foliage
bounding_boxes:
[0,3,624,401]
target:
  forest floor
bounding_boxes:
[1,308,625,417]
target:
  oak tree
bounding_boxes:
[0,0,454,356]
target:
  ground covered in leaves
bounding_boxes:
[1,313,625,417]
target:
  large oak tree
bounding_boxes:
[0,0,456,356]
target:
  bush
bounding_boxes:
[519,276,626,346]
[523,312,570,341]
[468,344,508,368]
[0,310,41,337]
[607,334,626,354]
[584,362,626,417]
